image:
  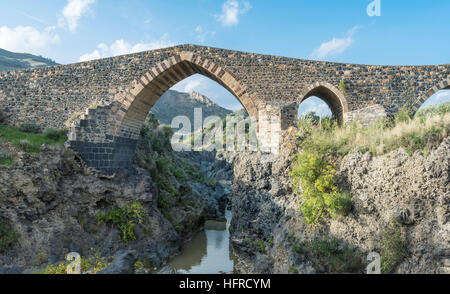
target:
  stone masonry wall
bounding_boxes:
[0,44,448,130]
[0,44,448,174]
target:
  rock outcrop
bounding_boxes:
[228,135,450,274]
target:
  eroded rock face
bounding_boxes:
[0,146,226,273]
[228,137,450,274]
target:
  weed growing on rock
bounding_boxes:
[96,201,147,243]
[35,253,110,274]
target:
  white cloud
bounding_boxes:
[79,36,175,61]
[195,26,216,43]
[0,25,60,54]
[310,26,359,60]
[215,0,251,27]
[59,0,96,32]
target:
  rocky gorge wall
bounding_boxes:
[0,119,231,274]
[227,134,450,274]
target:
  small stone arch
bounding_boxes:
[110,52,258,140]
[297,81,348,124]
[412,78,450,112]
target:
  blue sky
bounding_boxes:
[0,0,449,113]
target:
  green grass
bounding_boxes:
[297,103,450,157]
[0,125,67,153]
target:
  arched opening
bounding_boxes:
[151,73,248,128]
[413,78,450,113]
[416,89,450,113]
[113,53,257,140]
[298,96,333,121]
[297,82,348,125]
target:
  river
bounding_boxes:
[168,210,235,274]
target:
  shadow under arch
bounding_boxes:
[412,77,450,113]
[298,81,348,125]
[111,52,258,140]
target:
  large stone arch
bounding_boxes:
[111,51,258,140]
[297,81,348,124]
[67,51,261,174]
[412,77,450,112]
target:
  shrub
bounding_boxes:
[290,151,352,224]
[18,122,41,134]
[44,128,68,140]
[289,235,364,273]
[376,221,408,274]
[0,221,18,253]
[96,202,146,243]
[339,79,347,95]
[395,104,414,125]
[0,152,13,165]
[202,176,216,187]
[170,165,187,181]
[19,139,33,152]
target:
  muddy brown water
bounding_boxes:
[168,210,235,274]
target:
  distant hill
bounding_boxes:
[0,48,58,71]
[151,90,237,128]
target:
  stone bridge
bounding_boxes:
[0,44,449,174]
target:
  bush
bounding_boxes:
[376,221,408,274]
[339,79,347,95]
[290,151,352,224]
[0,221,18,253]
[19,139,33,152]
[96,202,147,243]
[44,128,68,140]
[289,235,364,273]
[18,122,41,134]
[0,152,13,165]
[395,104,414,125]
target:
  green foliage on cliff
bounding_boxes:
[35,252,110,274]
[375,221,408,274]
[289,234,364,273]
[96,202,146,243]
[290,151,352,224]
[0,221,18,253]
